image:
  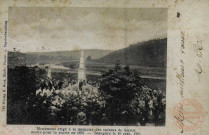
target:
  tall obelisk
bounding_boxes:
[46,64,52,79]
[47,67,51,79]
[78,51,86,83]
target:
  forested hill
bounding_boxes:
[27,49,113,60]
[8,49,112,62]
[8,49,113,67]
[95,38,167,67]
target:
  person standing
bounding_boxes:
[77,107,87,125]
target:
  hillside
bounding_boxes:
[8,49,113,68]
[94,38,167,67]
[27,49,113,60]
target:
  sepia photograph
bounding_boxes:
[7,7,167,126]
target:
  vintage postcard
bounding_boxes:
[0,0,208,135]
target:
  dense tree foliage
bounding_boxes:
[99,64,144,124]
[96,38,167,67]
[86,56,92,61]
[7,66,47,123]
[8,66,46,103]
[100,64,143,103]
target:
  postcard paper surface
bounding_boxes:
[0,0,208,135]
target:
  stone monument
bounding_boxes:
[78,51,86,83]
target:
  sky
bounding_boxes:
[8,7,167,52]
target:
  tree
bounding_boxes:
[7,66,47,124]
[99,64,144,125]
[86,56,91,61]
[8,66,47,103]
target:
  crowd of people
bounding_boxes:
[28,78,108,125]
[130,86,166,125]
[25,77,165,126]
